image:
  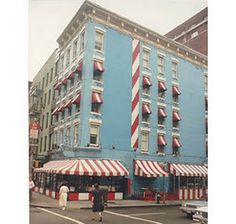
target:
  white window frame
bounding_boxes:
[60,129,63,145]
[66,47,71,68]
[54,131,58,145]
[73,124,79,145]
[89,124,100,146]
[66,126,70,145]
[141,131,149,153]
[95,29,104,52]
[60,54,64,72]
[158,55,165,74]
[80,29,85,52]
[72,39,78,60]
[143,49,150,69]
[172,61,178,79]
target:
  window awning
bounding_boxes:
[158,108,167,117]
[169,163,208,177]
[68,61,83,79]
[173,137,181,148]
[158,81,167,91]
[158,135,167,146]
[172,86,181,95]
[142,104,151,114]
[61,76,68,85]
[52,107,59,115]
[134,160,168,177]
[143,76,152,87]
[54,80,63,90]
[63,98,73,109]
[72,93,81,105]
[92,92,103,104]
[173,111,181,121]
[35,159,129,176]
[94,61,104,72]
[57,103,65,113]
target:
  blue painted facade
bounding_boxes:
[52,18,207,195]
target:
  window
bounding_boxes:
[50,68,54,83]
[44,136,47,152]
[42,77,45,90]
[158,81,167,99]
[142,103,151,123]
[41,115,44,130]
[46,112,49,128]
[142,76,151,95]
[70,77,74,87]
[191,31,198,39]
[48,90,51,105]
[54,131,58,146]
[66,127,70,145]
[60,55,64,72]
[80,30,85,52]
[91,104,101,114]
[93,61,104,81]
[46,73,49,87]
[172,61,178,79]
[158,55,164,74]
[61,110,65,120]
[72,39,78,59]
[157,145,165,154]
[60,129,63,145]
[158,116,165,125]
[66,48,71,68]
[173,120,179,128]
[95,30,104,51]
[75,104,80,113]
[44,93,47,107]
[89,125,100,146]
[73,125,79,145]
[141,132,149,152]
[143,49,150,68]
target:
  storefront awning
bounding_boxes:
[169,163,208,177]
[92,92,103,104]
[172,86,181,95]
[142,104,151,114]
[158,108,167,117]
[134,160,168,177]
[94,61,104,72]
[35,159,129,176]
[143,76,152,87]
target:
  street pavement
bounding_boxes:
[30,192,199,224]
[30,191,181,209]
[30,205,198,224]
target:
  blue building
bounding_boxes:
[34,1,208,201]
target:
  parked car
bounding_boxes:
[192,206,208,224]
[179,200,208,218]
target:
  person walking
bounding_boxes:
[29,177,35,202]
[91,183,104,222]
[59,182,69,210]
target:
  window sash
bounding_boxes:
[95,31,104,51]
[72,40,78,59]
[158,56,164,73]
[74,125,79,145]
[172,62,178,78]
[141,132,149,151]
[80,31,85,51]
[143,50,150,68]
[66,127,70,144]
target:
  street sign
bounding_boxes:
[29,121,40,139]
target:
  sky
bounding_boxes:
[29,0,207,81]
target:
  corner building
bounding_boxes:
[34,1,208,201]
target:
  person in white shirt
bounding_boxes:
[29,177,35,202]
[59,182,69,210]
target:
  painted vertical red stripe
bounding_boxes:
[132,42,140,64]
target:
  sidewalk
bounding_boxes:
[30,191,181,209]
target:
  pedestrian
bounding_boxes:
[29,176,35,202]
[59,181,69,210]
[91,183,104,222]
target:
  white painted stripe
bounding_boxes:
[128,212,166,216]
[37,207,85,224]
[131,102,139,124]
[131,127,139,146]
[132,56,139,74]
[81,159,94,176]
[131,78,140,101]
[104,210,163,224]
[97,160,110,176]
[132,39,139,50]
[103,160,118,176]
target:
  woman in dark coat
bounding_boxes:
[91,183,104,222]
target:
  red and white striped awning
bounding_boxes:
[142,104,151,114]
[173,111,181,121]
[134,160,168,177]
[54,80,63,90]
[57,103,65,113]
[169,163,208,177]
[94,61,104,72]
[92,92,103,104]
[63,98,73,109]
[158,108,167,117]
[158,135,167,146]
[143,76,152,86]
[35,159,129,176]
[52,107,59,115]
[172,86,181,95]
[173,137,181,148]
[158,81,167,91]
[61,76,68,85]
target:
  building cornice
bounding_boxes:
[57,0,207,68]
